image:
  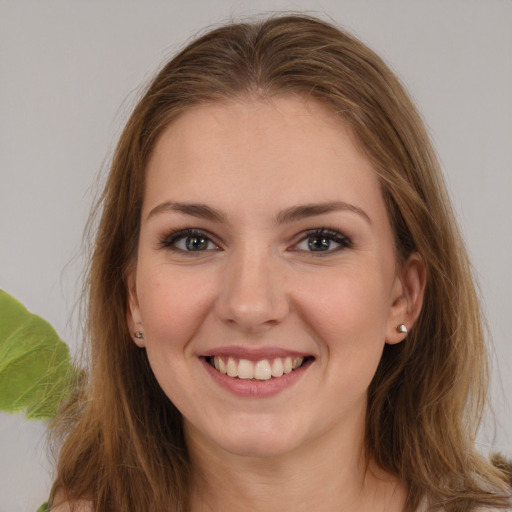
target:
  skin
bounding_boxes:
[126,95,425,512]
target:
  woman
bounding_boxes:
[48,14,512,512]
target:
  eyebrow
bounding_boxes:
[276,201,371,225]
[147,200,371,225]
[147,201,226,222]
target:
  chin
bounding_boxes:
[219,432,300,459]
[187,414,306,460]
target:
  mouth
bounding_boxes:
[204,355,314,381]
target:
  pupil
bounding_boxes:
[186,236,208,251]
[308,237,330,251]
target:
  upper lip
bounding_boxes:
[199,345,314,361]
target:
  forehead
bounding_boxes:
[143,96,385,223]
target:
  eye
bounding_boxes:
[293,228,352,253]
[160,229,220,252]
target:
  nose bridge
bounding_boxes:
[215,239,288,331]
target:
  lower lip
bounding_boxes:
[201,358,312,398]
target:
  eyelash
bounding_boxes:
[158,227,353,255]
[293,228,353,254]
[159,228,220,253]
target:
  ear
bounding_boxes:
[386,252,426,345]
[126,267,146,347]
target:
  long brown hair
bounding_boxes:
[50,14,511,512]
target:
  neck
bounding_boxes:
[186,418,406,512]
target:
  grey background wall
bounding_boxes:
[0,1,511,510]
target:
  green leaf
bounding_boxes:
[0,290,76,421]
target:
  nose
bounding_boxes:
[214,245,290,333]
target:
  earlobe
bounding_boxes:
[126,269,145,347]
[386,252,426,345]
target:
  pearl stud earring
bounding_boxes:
[396,324,408,334]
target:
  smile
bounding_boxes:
[200,351,314,397]
[207,356,308,380]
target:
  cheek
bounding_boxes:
[303,271,392,403]
[294,265,392,356]
[136,265,217,349]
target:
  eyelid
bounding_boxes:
[159,228,221,252]
[158,227,351,254]
[290,228,353,254]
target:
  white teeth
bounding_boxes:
[218,357,227,374]
[238,359,254,379]
[271,358,284,377]
[211,355,307,379]
[292,357,303,370]
[214,356,227,374]
[254,360,272,380]
[226,357,238,377]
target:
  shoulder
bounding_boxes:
[48,498,94,512]
[416,500,512,512]
[474,508,512,512]
[45,489,94,512]
[49,503,93,512]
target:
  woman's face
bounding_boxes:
[127,96,420,459]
